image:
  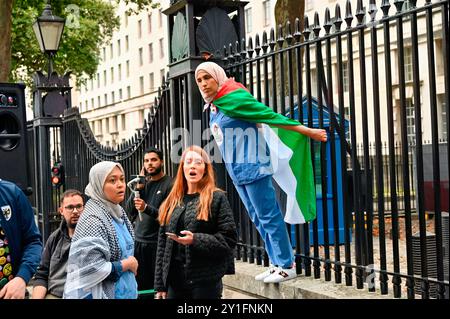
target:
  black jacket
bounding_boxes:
[125,175,173,243]
[154,191,237,291]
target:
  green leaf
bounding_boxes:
[8,0,159,87]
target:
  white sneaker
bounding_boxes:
[255,265,278,281]
[263,266,297,283]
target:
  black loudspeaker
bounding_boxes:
[0,83,31,193]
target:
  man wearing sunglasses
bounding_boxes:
[31,189,85,299]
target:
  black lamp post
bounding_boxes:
[32,0,70,118]
[32,0,65,75]
[31,0,70,243]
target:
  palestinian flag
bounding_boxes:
[212,79,316,224]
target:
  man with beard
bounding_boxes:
[125,147,173,296]
[31,189,84,299]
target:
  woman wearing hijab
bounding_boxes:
[154,145,237,299]
[195,62,327,283]
[63,161,138,299]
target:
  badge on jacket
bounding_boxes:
[212,123,224,146]
[1,206,12,221]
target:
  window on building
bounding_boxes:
[91,98,94,109]
[103,70,107,85]
[263,1,271,26]
[97,73,100,88]
[104,93,108,105]
[121,114,126,130]
[116,116,121,132]
[405,99,415,142]
[124,13,128,27]
[119,88,123,100]
[118,64,122,81]
[90,121,95,135]
[159,38,164,58]
[110,43,113,59]
[90,79,94,90]
[139,109,145,126]
[125,35,129,52]
[103,47,106,61]
[158,9,163,28]
[126,60,130,77]
[245,8,252,33]
[110,67,114,83]
[97,96,101,108]
[148,13,152,33]
[149,72,154,91]
[112,116,118,133]
[140,76,144,95]
[139,47,143,66]
[138,19,142,38]
[111,91,115,104]
[148,43,153,63]
[436,39,444,76]
[105,118,109,134]
[117,39,121,56]
[127,86,131,99]
[342,61,349,92]
[160,69,165,84]
[97,120,103,134]
[310,68,318,97]
[404,47,413,82]
[403,0,412,11]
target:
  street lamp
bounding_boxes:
[31,1,70,242]
[32,0,65,75]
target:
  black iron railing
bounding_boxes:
[53,0,449,299]
[220,0,449,299]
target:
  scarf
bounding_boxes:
[85,161,125,221]
[63,199,135,299]
[195,61,229,103]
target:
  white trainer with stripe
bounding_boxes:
[254,265,278,281]
[263,266,297,283]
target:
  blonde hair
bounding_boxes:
[158,145,220,225]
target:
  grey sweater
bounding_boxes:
[32,220,72,297]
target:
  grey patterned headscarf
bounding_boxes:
[85,161,125,221]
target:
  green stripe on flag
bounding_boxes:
[213,86,317,223]
[274,126,316,221]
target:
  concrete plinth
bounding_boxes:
[223,260,396,299]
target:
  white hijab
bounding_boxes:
[195,62,229,103]
[85,161,125,221]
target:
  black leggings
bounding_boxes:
[167,264,223,299]
[134,241,157,291]
[168,280,223,299]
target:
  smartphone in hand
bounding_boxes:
[166,232,178,239]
